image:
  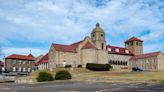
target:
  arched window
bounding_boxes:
[112,61,115,65]
[102,43,104,49]
[121,61,123,65]
[125,62,127,66]
[101,34,103,37]
[116,61,118,65]
[110,60,112,64]
[118,61,120,65]
[92,34,95,37]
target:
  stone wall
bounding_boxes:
[81,49,97,67]
[97,50,108,64]
[158,53,164,70]
[129,56,158,71]
[5,59,34,72]
[108,54,131,68]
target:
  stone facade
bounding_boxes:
[108,54,131,69]
[129,52,164,71]
[5,54,34,73]
[48,23,164,71]
[48,23,134,70]
[158,53,164,70]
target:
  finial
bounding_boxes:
[96,23,100,27]
[30,50,31,54]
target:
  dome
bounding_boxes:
[92,23,104,33]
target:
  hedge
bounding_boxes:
[77,65,82,68]
[55,70,72,80]
[86,63,112,71]
[36,72,53,82]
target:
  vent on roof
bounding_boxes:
[115,48,119,52]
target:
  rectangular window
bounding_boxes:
[19,60,22,64]
[108,48,111,51]
[13,67,16,72]
[23,68,26,72]
[28,68,31,72]
[125,50,129,53]
[115,48,119,52]
[23,61,26,64]
[18,67,21,72]
[12,59,16,64]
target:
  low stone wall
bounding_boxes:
[15,77,36,83]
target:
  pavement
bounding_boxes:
[0,81,164,92]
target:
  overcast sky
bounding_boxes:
[0,0,164,59]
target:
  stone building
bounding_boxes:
[5,54,35,73]
[107,45,134,69]
[0,60,4,72]
[48,23,134,70]
[129,52,164,71]
[36,53,49,70]
[42,23,164,71]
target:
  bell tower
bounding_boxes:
[91,23,106,50]
[125,36,143,55]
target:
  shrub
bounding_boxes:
[36,72,53,82]
[86,63,112,71]
[55,70,72,80]
[77,65,82,68]
[65,65,72,68]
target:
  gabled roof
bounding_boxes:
[37,53,48,64]
[82,42,97,49]
[52,43,77,53]
[106,45,134,56]
[130,51,160,60]
[125,36,143,43]
[5,54,35,61]
[28,54,34,58]
[52,39,96,53]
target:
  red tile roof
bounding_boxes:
[82,42,97,49]
[130,51,160,60]
[0,62,3,66]
[52,40,96,52]
[125,36,143,43]
[38,53,49,64]
[5,54,35,61]
[52,43,77,53]
[28,54,34,58]
[106,45,134,56]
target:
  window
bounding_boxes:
[108,48,112,51]
[18,67,21,72]
[115,48,119,52]
[19,60,22,65]
[102,43,104,49]
[125,50,129,53]
[23,68,26,72]
[28,68,31,72]
[101,34,103,37]
[92,34,94,37]
[12,59,16,64]
[13,67,16,72]
[136,42,139,45]
[23,61,26,64]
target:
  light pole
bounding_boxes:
[2,56,5,74]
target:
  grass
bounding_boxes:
[29,68,164,83]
